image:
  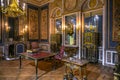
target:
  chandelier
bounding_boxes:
[0,0,26,17]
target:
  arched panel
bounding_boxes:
[82,0,103,12]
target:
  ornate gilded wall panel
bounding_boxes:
[49,0,62,17]
[82,0,103,12]
[112,0,120,41]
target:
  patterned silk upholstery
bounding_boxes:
[31,42,39,49]
[30,42,40,53]
[52,46,65,69]
[15,43,25,56]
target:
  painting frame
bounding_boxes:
[40,5,49,43]
[28,6,39,41]
[112,0,120,41]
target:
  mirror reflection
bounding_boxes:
[50,18,62,53]
[55,18,62,34]
[65,14,77,46]
[7,17,19,41]
[84,13,103,46]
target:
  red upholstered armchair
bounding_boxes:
[54,46,65,60]
[53,46,65,69]
[30,42,40,52]
[31,42,39,49]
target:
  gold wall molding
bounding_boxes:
[23,0,51,6]
[63,0,85,15]
[82,0,103,12]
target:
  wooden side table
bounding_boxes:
[62,58,88,80]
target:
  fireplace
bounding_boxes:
[4,42,25,60]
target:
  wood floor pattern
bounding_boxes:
[0,59,114,80]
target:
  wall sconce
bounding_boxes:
[21,25,28,41]
[22,25,27,33]
[76,24,80,32]
[62,26,65,33]
[24,25,28,32]
[76,26,79,31]
[6,26,10,32]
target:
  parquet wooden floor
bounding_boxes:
[0,59,114,80]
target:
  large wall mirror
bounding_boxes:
[55,18,62,46]
[51,18,62,52]
[55,18,62,34]
[64,14,77,46]
[83,11,103,47]
[7,17,19,41]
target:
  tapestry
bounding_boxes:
[28,8,39,40]
[112,0,120,41]
[40,6,49,42]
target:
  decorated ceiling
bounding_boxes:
[23,0,53,6]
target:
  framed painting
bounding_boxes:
[40,5,49,42]
[28,7,39,40]
[112,0,120,41]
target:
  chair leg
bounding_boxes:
[53,59,60,70]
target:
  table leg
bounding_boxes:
[79,67,83,79]
[84,65,87,79]
[52,57,56,70]
[19,55,22,69]
[65,65,67,75]
[35,59,38,80]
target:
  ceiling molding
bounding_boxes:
[23,0,53,6]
